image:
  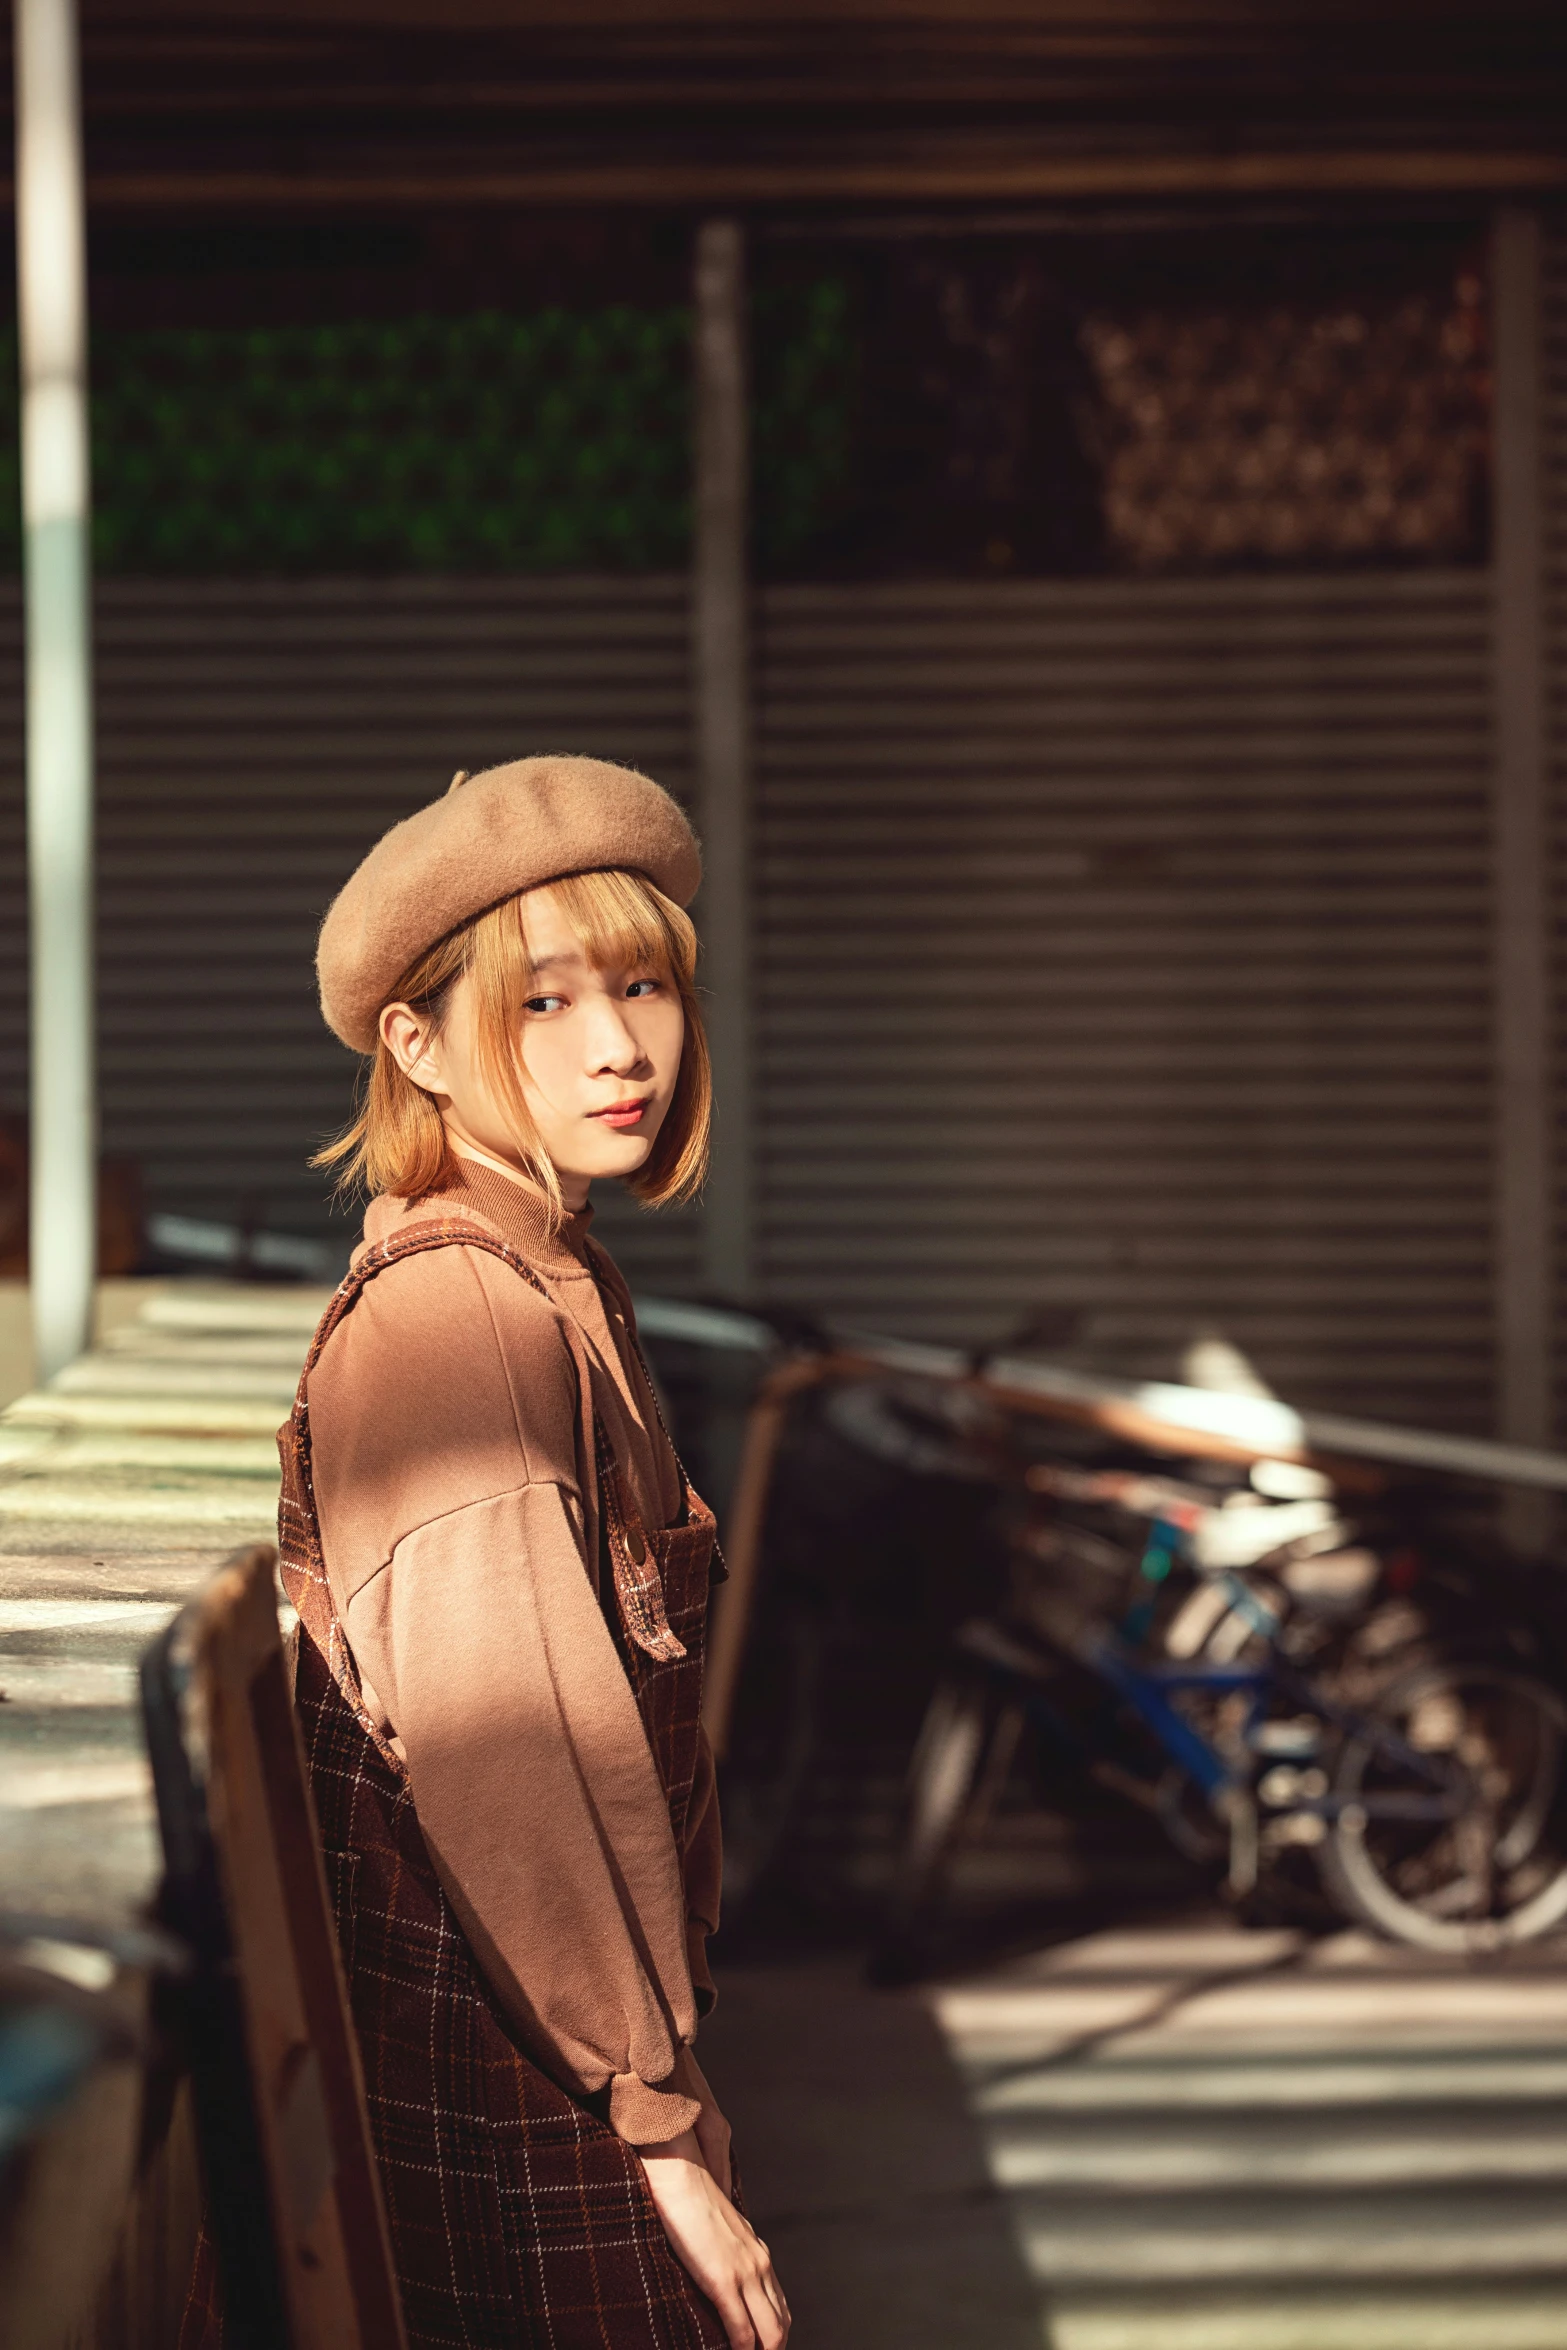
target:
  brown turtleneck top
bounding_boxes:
[305,1158,722,2147]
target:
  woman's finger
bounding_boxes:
[754,2243,788,2328]
[718,2285,756,2350]
[744,2274,785,2350]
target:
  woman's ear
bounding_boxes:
[380,1000,446,1095]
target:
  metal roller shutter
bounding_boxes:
[0,561,1516,1429]
[754,570,1494,1431]
[0,575,702,1289]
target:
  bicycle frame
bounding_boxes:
[1088,1641,1267,1800]
[1028,1611,1467,1829]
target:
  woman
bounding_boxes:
[287,756,787,2350]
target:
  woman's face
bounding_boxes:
[381,886,686,1208]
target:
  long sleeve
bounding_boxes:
[307,1239,708,2145]
[348,1485,702,2140]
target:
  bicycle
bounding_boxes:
[881,1447,1567,1965]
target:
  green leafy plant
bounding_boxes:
[89,308,695,573]
[0,284,862,575]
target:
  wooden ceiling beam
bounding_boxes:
[72,0,1567,28]
[76,148,1567,211]
[32,4,1565,216]
[61,9,1567,116]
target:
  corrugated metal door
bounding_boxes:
[0,563,1511,1432]
[0,575,701,1288]
[754,571,1495,1431]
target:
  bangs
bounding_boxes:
[530,866,696,984]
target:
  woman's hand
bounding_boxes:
[639,2128,789,2350]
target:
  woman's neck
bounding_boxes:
[449,1139,588,1213]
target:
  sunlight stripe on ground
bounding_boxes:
[975,2050,1567,2109]
[3,1393,289,1432]
[987,2106,1567,2187]
[0,1481,281,1526]
[0,1429,284,1472]
[1014,2185,1567,2280]
[935,1973,1567,2056]
[1048,2285,1567,2350]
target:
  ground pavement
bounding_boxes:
[702,1916,1567,2350]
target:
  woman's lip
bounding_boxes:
[591,1101,650,1127]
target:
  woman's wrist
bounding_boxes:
[639,2126,704,2168]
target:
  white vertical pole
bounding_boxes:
[1491,206,1553,1549]
[15,0,95,1382]
[693,218,754,1299]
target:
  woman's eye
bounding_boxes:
[524,994,567,1014]
[626,977,661,998]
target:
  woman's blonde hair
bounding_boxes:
[314,867,710,1221]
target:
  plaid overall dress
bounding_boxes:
[185,1220,732,2350]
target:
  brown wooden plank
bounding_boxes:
[194,1545,406,2350]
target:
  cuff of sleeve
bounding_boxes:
[608,2057,703,2148]
[687,1920,717,2018]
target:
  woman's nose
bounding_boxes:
[586,1001,646,1073]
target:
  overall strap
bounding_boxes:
[578,1227,724,1581]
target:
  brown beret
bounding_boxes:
[317,753,702,1051]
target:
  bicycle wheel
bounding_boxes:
[1319,1661,1567,1953]
[876,1670,1021,1975]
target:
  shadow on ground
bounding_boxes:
[701,1953,1043,2350]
